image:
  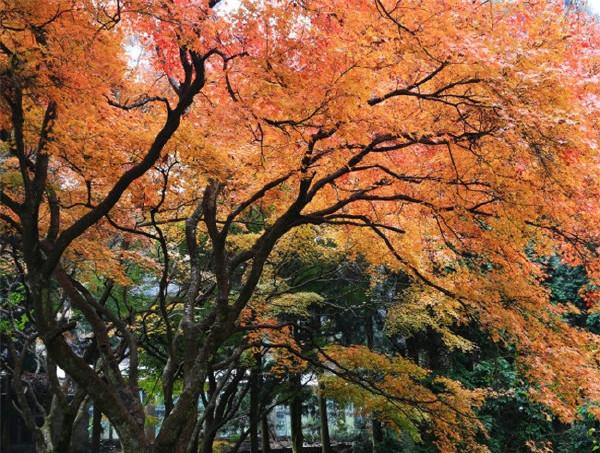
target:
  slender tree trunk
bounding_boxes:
[47,399,66,452]
[145,404,156,442]
[427,329,450,372]
[372,419,384,451]
[54,411,78,453]
[70,398,92,453]
[250,365,260,453]
[201,429,217,453]
[185,417,202,453]
[200,398,217,453]
[311,314,332,453]
[318,385,332,453]
[261,414,271,453]
[290,374,303,453]
[365,313,383,452]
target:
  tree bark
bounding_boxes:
[318,385,332,453]
[201,429,217,453]
[261,414,271,453]
[311,314,332,453]
[70,398,92,453]
[427,329,450,372]
[372,419,384,451]
[289,374,303,453]
[365,314,384,452]
[250,365,260,453]
[91,404,102,453]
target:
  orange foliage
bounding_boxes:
[2,0,600,449]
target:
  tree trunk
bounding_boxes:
[91,403,102,453]
[365,313,384,452]
[27,276,148,453]
[427,329,450,372]
[201,429,217,453]
[145,404,157,442]
[200,396,217,453]
[372,419,384,451]
[290,374,303,453]
[310,313,331,453]
[250,365,260,453]
[318,385,332,453]
[261,414,271,453]
[68,398,91,453]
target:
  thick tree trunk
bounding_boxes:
[289,374,303,453]
[34,428,53,453]
[173,413,199,453]
[153,381,202,453]
[318,386,332,453]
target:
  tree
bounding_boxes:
[0,277,92,452]
[0,0,239,451]
[2,0,600,452]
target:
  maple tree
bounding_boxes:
[2,0,600,452]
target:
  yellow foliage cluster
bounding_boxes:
[321,345,488,452]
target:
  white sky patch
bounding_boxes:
[125,38,144,69]
[587,0,600,16]
[216,0,243,13]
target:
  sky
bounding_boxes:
[589,0,600,15]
